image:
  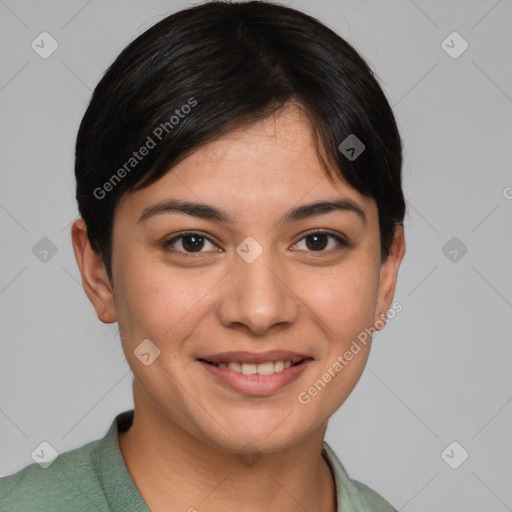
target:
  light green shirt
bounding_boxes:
[0,410,397,511]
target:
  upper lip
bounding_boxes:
[198,350,312,365]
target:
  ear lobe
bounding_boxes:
[71,218,117,324]
[374,224,406,328]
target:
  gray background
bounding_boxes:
[1,0,511,510]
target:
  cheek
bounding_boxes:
[113,252,219,347]
[297,257,380,339]
[293,270,377,419]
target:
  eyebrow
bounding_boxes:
[137,198,366,226]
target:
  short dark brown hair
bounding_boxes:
[75,0,406,280]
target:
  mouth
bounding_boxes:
[196,351,314,395]
[198,358,311,376]
[197,350,312,374]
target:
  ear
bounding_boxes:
[71,218,117,323]
[373,224,406,329]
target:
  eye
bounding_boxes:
[291,230,348,253]
[162,230,349,256]
[163,231,219,254]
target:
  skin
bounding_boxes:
[72,104,405,512]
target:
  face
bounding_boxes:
[75,104,404,453]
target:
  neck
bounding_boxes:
[118,385,337,512]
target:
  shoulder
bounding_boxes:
[351,479,398,511]
[0,436,109,512]
[322,440,397,511]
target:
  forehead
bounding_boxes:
[116,104,377,225]
[190,105,318,170]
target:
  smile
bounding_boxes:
[200,359,295,375]
[197,356,313,395]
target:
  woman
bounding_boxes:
[0,1,406,510]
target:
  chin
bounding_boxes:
[196,411,314,455]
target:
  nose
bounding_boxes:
[217,249,299,336]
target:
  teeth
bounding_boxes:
[241,363,257,375]
[274,361,284,373]
[223,360,293,375]
[256,361,275,375]
[227,362,242,372]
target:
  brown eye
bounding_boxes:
[163,232,218,253]
[292,231,348,253]
[181,234,206,252]
[305,233,328,251]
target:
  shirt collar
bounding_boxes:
[322,439,366,511]
[92,410,150,511]
[95,409,364,512]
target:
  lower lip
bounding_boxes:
[198,360,312,396]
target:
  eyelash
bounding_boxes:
[162,230,349,256]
